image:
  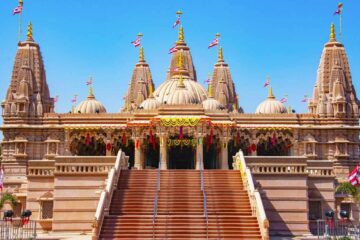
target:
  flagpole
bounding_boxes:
[339,12,342,42]
[18,0,23,42]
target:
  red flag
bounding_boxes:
[334,3,343,15]
[348,165,360,186]
[173,16,181,28]
[122,132,127,145]
[280,96,288,103]
[179,126,183,140]
[208,37,219,49]
[301,96,308,103]
[204,78,211,84]
[131,37,141,47]
[169,46,178,54]
[53,95,59,103]
[13,6,22,15]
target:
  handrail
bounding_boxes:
[152,153,161,239]
[92,150,125,240]
[234,150,269,240]
[199,154,209,240]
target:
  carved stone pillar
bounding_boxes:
[64,130,71,156]
[196,136,203,170]
[220,138,229,169]
[160,135,167,170]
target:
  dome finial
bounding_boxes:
[268,86,275,99]
[208,81,214,98]
[88,76,95,99]
[178,26,184,42]
[149,82,154,95]
[27,22,33,41]
[139,46,145,62]
[330,23,336,41]
[218,47,223,61]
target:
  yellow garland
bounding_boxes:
[160,117,201,127]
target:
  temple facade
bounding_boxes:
[1,20,359,237]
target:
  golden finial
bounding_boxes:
[149,83,154,95]
[208,82,214,98]
[216,33,221,38]
[27,22,33,40]
[137,32,143,38]
[139,46,145,62]
[19,0,23,6]
[268,86,275,98]
[178,26,184,41]
[88,76,94,98]
[330,23,336,41]
[177,51,184,68]
[176,10,183,16]
[218,47,223,61]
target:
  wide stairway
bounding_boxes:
[99,169,262,239]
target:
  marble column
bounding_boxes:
[196,136,204,170]
[160,135,168,170]
[220,138,229,169]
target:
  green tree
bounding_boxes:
[0,193,17,209]
[336,182,360,203]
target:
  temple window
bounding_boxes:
[40,201,54,219]
[308,200,322,220]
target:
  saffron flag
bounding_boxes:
[131,37,141,47]
[169,46,178,54]
[348,165,360,186]
[173,16,181,28]
[0,167,4,191]
[334,2,343,15]
[13,5,23,15]
[208,37,219,49]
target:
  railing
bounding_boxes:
[0,219,37,240]
[233,150,269,240]
[91,150,126,240]
[152,154,161,239]
[316,219,360,239]
[200,154,209,240]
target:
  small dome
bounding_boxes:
[203,97,223,111]
[255,87,287,114]
[75,90,106,114]
[166,86,197,105]
[139,95,159,110]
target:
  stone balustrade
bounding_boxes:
[54,156,116,175]
[28,160,55,177]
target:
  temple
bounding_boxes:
[1,18,359,239]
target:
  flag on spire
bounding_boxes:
[173,16,181,28]
[301,95,308,103]
[53,95,59,103]
[13,5,23,15]
[348,165,360,186]
[169,45,178,54]
[208,36,219,49]
[280,95,288,103]
[263,77,270,87]
[71,95,77,103]
[131,37,141,47]
[86,77,93,86]
[334,2,343,15]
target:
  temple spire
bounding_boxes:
[88,76,94,99]
[208,82,214,98]
[330,23,336,42]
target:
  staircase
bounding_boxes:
[99,169,262,239]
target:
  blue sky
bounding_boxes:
[0,1,359,125]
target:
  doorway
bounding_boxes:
[168,144,195,169]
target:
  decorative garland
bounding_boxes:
[167,138,197,148]
[159,117,201,127]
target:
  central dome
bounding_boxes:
[154,75,207,105]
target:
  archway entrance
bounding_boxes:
[168,144,195,169]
